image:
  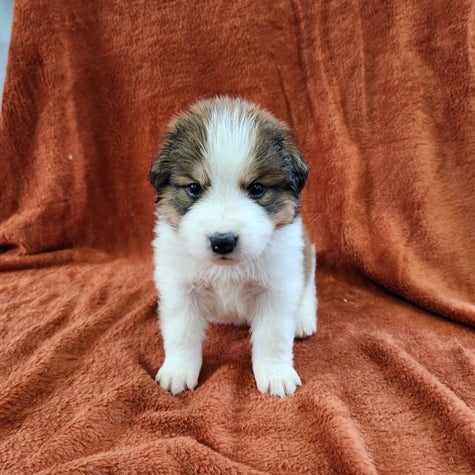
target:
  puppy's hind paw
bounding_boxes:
[294,317,317,338]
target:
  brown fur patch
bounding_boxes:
[271,199,299,227]
[239,104,308,224]
[156,190,181,227]
[150,102,212,224]
[302,225,315,284]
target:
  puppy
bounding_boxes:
[150,97,317,397]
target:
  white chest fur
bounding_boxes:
[153,217,305,325]
[184,271,265,326]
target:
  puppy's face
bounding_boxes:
[150,97,308,265]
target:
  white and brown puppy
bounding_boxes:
[150,97,317,397]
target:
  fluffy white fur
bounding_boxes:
[152,100,317,397]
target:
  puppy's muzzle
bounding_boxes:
[210,233,238,255]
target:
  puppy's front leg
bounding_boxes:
[155,292,207,395]
[250,294,301,397]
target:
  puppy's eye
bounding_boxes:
[185,183,202,198]
[247,182,266,199]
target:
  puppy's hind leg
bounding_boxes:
[294,247,317,338]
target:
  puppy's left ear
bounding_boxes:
[283,133,308,198]
[150,133,174,203]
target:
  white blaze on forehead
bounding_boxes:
[203,104,257,187]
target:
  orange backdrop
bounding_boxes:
[0,1,474,472]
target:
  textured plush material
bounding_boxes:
[1,0,474,473]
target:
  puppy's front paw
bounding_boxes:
[253,362,302,397]
[155,360,201,395]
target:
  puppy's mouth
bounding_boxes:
[211,255,238,266]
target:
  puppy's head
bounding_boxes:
[150,97,308,264]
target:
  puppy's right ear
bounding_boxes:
[150,133,174,203]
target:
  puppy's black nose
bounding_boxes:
[210,233,237,255]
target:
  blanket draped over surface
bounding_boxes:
[1,0,474,473]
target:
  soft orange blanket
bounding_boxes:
[1,0,474,473]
